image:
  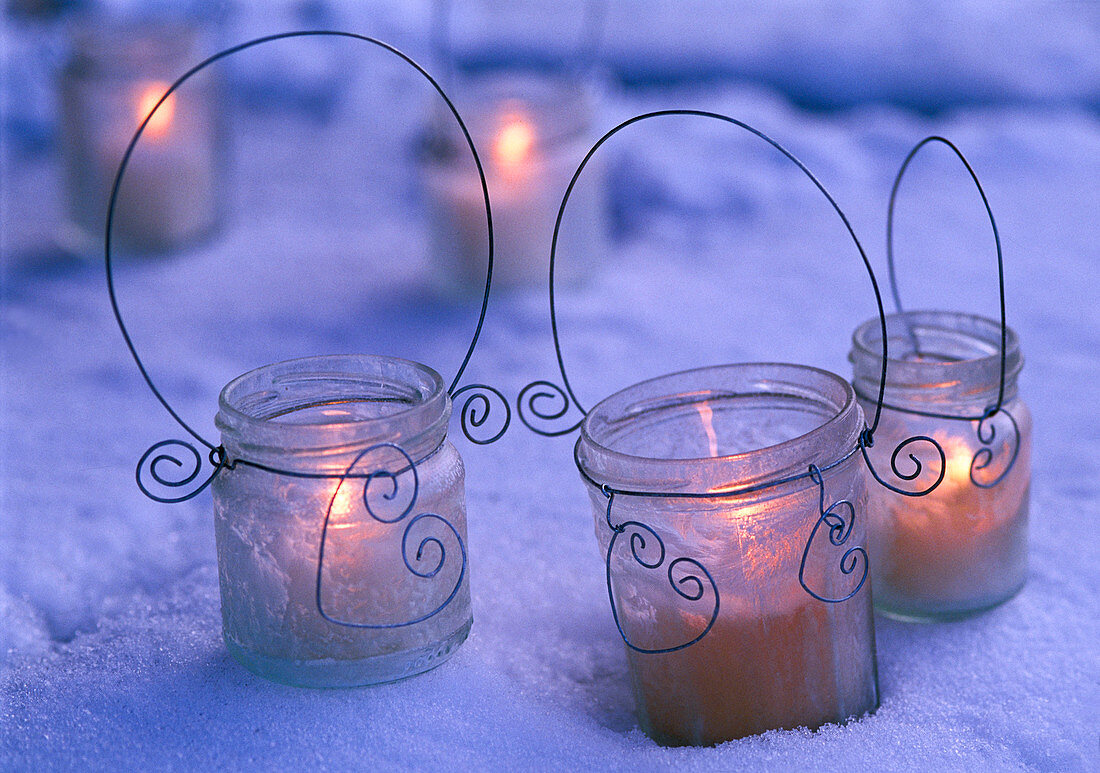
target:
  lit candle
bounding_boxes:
[108,79,218,249]
[59,23,220,254]
[851,311,1031,620]
[492,109,536,185]
[421,73,604,290]
[866,430,1030,618]
[211,355,472,687]
[578,364,878,745]
[136,81,176,140]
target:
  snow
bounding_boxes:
[3,4,1100,770]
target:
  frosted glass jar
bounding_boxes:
[576,364,878,746]
[212,355,471,687]
[850,311,1031,621]
[59,21,221,255]
[420,72,603,290]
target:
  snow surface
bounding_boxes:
[3,6,1100,771]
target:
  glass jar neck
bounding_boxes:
[576,363,863,502]
[850,311,1022,419]
[215,355,450,474]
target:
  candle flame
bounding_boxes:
[136,82,175,140]
[493,114,535,172]
[696,401,720,459]
[940,435,975,488]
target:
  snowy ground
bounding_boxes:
[3,8,1100,771]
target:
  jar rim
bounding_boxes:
[851,310,1019,366]
[850,310,1022,404]
[216,354,449,455]
[577,363,861,495]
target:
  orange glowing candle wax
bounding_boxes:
[874,433,1030,615]
[627,577,839,745]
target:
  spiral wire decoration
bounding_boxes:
[799,465,868,604]
[875,135,1021,488]
[601,490,720,655]
[315,443,467,629]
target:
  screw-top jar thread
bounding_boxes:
[851,311,1021,418]
[216,354,451,472]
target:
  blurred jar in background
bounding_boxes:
[58,18,224,255]
[419,71,605,293]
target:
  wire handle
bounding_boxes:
[528,111,926,655]
[877,135,1020,489]
[517,109,894,441]
[108,31,508,504]
[886,135,1009,415]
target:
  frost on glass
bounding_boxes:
[851,312,1031,621]
[578,365,878,746]
[211,356,472,687]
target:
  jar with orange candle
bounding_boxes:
[59,20,221,254]
[849,137,1031,621]
[517,110,899,746]
[575,364,879,745]
[420,72,604,290]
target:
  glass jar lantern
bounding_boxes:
[850,135,1032,622]
[576,364,878,745]
[104,33,505,688]
[515,109,898,745]
[211,355,471,687]
[850,312,1030,620]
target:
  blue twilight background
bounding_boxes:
[2,1,1099,769]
